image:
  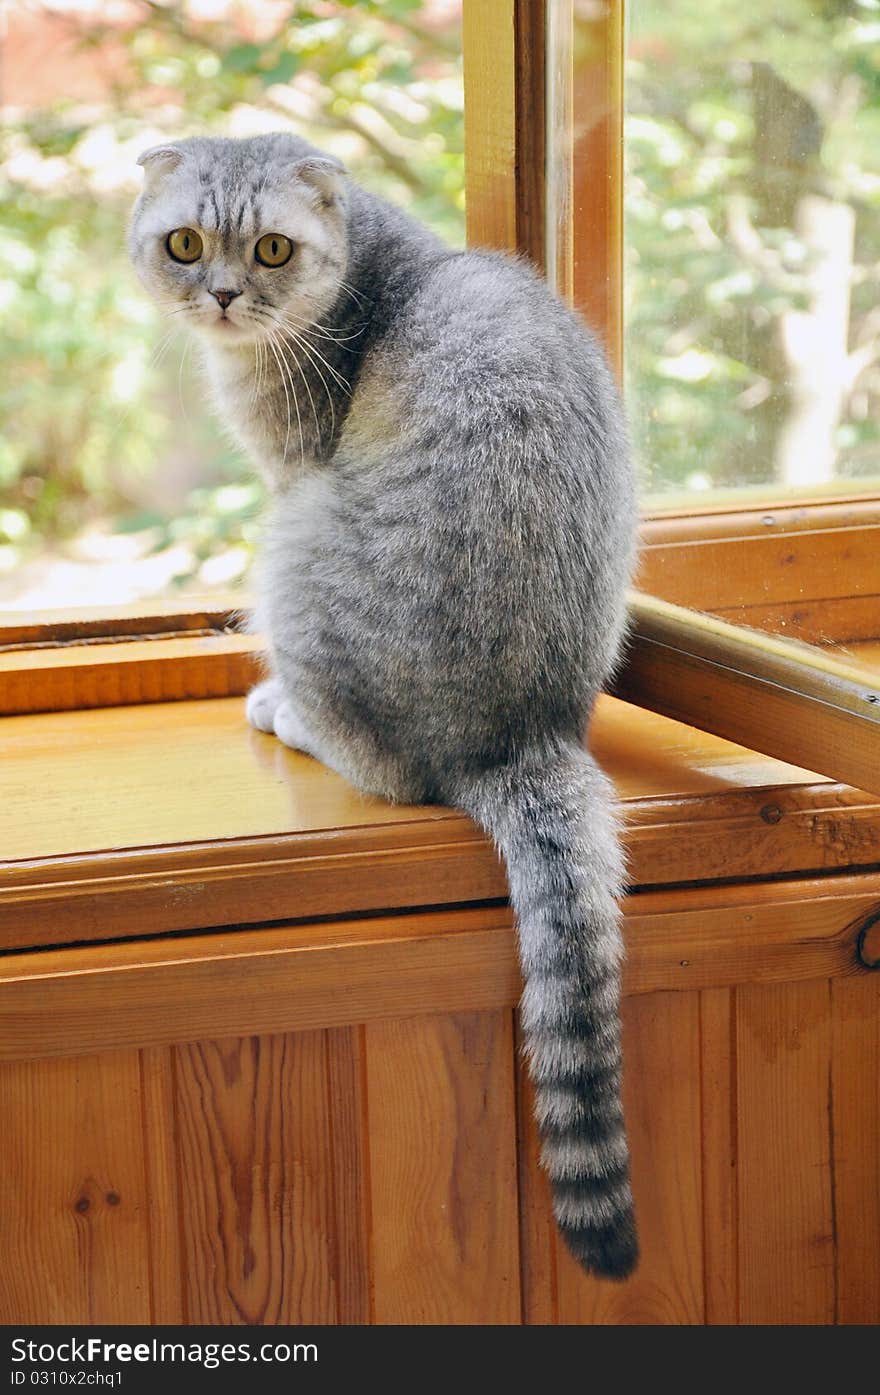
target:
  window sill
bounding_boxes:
[4,692,880,955]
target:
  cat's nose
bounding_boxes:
[211,288,241,310]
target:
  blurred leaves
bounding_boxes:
[1,0,464,597]
[4,0,879,605]
[625,0,880,499]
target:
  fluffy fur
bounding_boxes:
[130,132,639,1279]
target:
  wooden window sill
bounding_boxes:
[4,690,880,954]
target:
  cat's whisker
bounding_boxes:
[272,323,322,449]
[177,336,192,425]
[258,337,267,408]
[295,338,338,440]
[266,329,304,472]
[332,276,370,309]
[269,317,337,439]
[255,304,351,405]
[271,309,366,345]
[264,332,293,466]
[247,337,264,414]
[149,330,176,371]
[276,317,365,350]
[262,310,337,431]
[155,299,195,321]
[272,319,351,397]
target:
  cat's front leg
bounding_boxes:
[245,677,284,734]
[246,678,314,755]
[272,700,314,754]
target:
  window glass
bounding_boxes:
[625,0,880,507]
[1,0,463,610]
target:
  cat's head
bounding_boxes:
[128,134,349,345]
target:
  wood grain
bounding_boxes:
[324,1027,372,1324]
[0,633,261,716]
[714,594,880,646]
[0,595,244,647]
[514,1033,558,1324]
[0,1051,152,1322]
[570,0,624,364]
[463,0,518,253]
[15,776,880,951]
[7,691,873,953]
[699,988,738,1324]
[736,981,835,1324]
[830,976,880,1324]
[615,592,880,798]
[365,1011,521,1324]
[641,496,880,545]
[513,0,547,268]
[3,874,880,1063]
[557,992,705,1324]
[175,1032,341,1324]
[639,519,880,614]
[0,974,876,1324]
[139,1046,184,1323]
[0,908,519,1062]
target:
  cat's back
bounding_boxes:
[346,247,629,499]
[397,251,612,410]
[327,245,636,700]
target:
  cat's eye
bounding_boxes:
[166,228,203,263]
[255,233,293,268]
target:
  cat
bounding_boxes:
[129,132,639,1280]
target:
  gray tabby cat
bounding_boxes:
[129,133,639,1279]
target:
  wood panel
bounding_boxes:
[365,1011,521,1324]
[5,693,867,954]
[175,1032,345,1324]
[0,1051,152,1323]
[638,520,880,614]
[0,973,877,1324]
[463,0,518,252]
[714,593,880,646]
[831,975,880,1324]
[0,633,261,716]
[0,690,838,865]
[570,0,624,364]
[0,595,243,647]
[140,1045,184,1323]
[641,496,880,544]
[699,988,738,1324]
[557,992,705,1324]
[3,875,880,1063]
[515,1036,558,1324]
[12,774,880,955]
[736,981,836,1324]
[325,1027,372,1324]
[519,975,880,1326]
[615,593,880,799]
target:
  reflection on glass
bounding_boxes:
[625,0,880,504]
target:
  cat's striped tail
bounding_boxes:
[452,742,638,1280]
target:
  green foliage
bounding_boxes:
[625,0,880,500]
[3,0,879,603]
[1,0,464,594]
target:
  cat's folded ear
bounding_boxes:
[136,145,184,193]
[292,155,347,208]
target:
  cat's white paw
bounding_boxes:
[245,678,283,733]
[273,700,312,753]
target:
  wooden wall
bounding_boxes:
[2,972,877,1325]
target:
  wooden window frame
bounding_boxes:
[3,0,880,795]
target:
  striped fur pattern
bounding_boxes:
[454,749,636,1276]
[129,133,639,1279]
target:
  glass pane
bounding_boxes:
[1,1,463,611]
[624,0,880,507]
